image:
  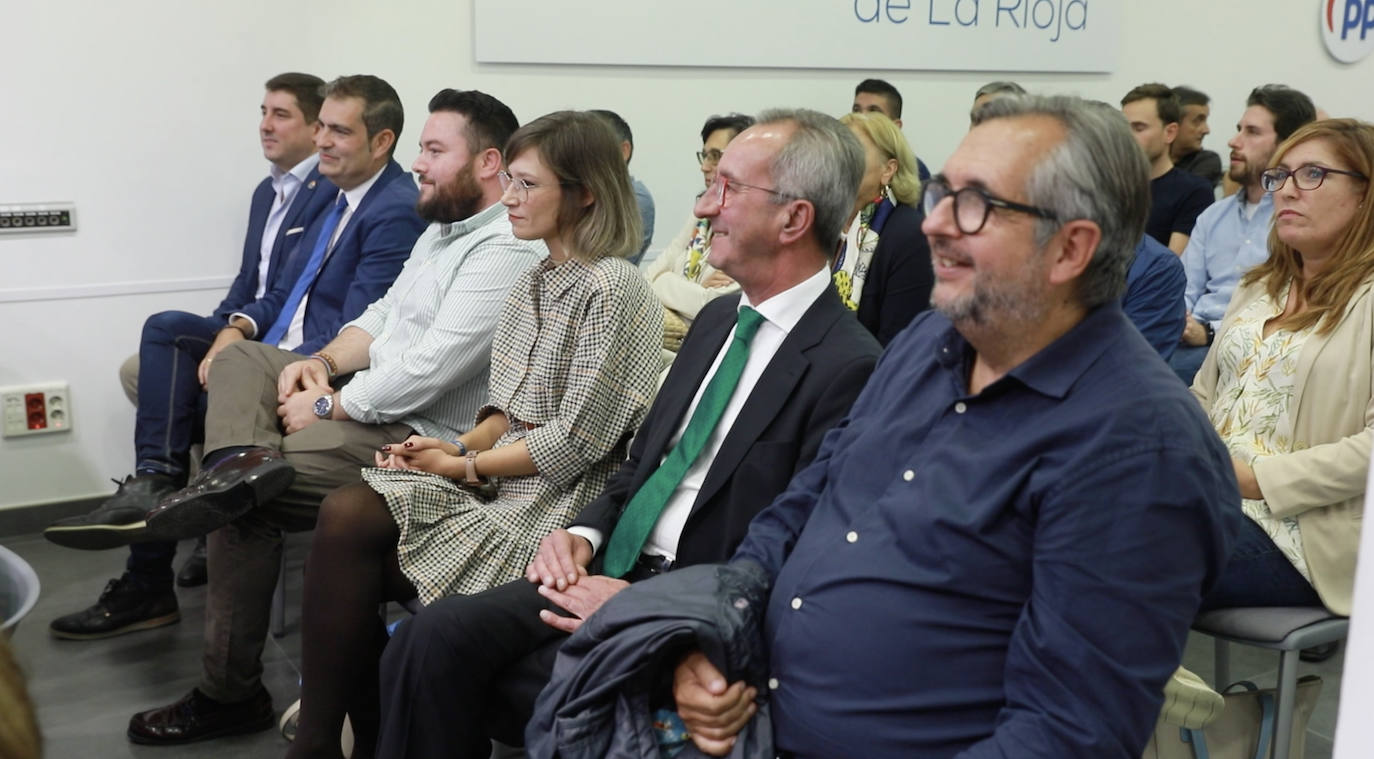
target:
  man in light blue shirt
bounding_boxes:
[1169,84,1316,385]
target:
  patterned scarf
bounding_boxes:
[833,194,895,310]
[681,218,712,281]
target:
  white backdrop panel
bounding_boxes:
[475,0,1121,73]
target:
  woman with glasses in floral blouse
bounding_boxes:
[1193,119,1374,622]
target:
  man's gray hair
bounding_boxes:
[974,80,1027,101]
[972,95,1150,308]
[755,108,865,251]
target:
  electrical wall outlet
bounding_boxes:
[1,383,72,437]
[0,203,77,235]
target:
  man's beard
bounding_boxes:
[1228,151,1273,188]
[417,163,484,223]
[930,242,1052,329]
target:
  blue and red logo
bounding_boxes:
[1323,0,1374,61]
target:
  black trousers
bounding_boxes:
[376,578,566,758]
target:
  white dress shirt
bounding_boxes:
[277,165,387,351]
[571,266,832,560]
[256,153,320,299]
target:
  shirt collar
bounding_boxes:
[438,200,506,238]
[740,266,831,336]
[340,163,389,212]
[269,152,321,186]
[1236,190,1274,220]
[540,254,595,297]
[934,302,1129,400]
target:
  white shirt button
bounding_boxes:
[790,597,803,610]
[846,531,859,543]
[768,677,780,690]
[954,402,968,414]
[903,469,915,481]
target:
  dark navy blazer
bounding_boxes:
[211,165,337,321]
[236,159,426,355]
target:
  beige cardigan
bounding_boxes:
[1192,276,1373,615]
[645,214,740,324]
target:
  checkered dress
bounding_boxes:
[362,256,663,604]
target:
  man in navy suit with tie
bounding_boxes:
[44,72,335,639]
[45,74,427,640]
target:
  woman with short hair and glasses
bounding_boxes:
[285,110,663,757]
[835,112,934,345]
[1191,119,1374,623]
[645,113,754,352]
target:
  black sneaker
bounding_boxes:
[44,473,180,550]
[49,573,180,640]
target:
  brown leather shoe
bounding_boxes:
[127,686,274,745]
[144,448,295,542]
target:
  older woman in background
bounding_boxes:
[1194,119,1374,621]
[645,113,754,350]
[836,111,933,345]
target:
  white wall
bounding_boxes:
[0,0,1369,510]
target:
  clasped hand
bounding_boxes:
[276,359,334,434]
[373,436,466,479]
[524,529,627,634]
[672,651,757,756]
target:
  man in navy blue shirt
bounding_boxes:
[674,96,1240,758]
[1123,234,1186,360]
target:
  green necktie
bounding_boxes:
[602,307,767,578]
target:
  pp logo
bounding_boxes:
[1322,0,1374,62]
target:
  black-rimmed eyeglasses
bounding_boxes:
[921,177,1059,235]
[1261,164,1369,193]
[697,149,724,167]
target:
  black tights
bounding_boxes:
[287,482,417,759]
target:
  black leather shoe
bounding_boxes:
[49,574,180,640]
[127,686,275,745]
[144,448,295,542]
[176,537,208,587]
[43,473,179,550]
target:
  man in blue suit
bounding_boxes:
[44,72,335,639]
[45,75,426,639]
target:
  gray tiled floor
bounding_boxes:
[5,531,310,758]
[3,529,1347,758]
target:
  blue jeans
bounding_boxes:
[1198,514,1321,612]
[127,309,218,590]
[1167,344,1209,387]
[134,309,216,477]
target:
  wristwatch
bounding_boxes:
[313,394,334,419]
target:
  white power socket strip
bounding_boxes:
[0,202,77,235]
[1,383,72,437]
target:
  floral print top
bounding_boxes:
[1208,281,1317,580]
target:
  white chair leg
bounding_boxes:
[1271,648,1299,759]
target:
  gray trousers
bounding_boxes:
[198,340,411,702]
